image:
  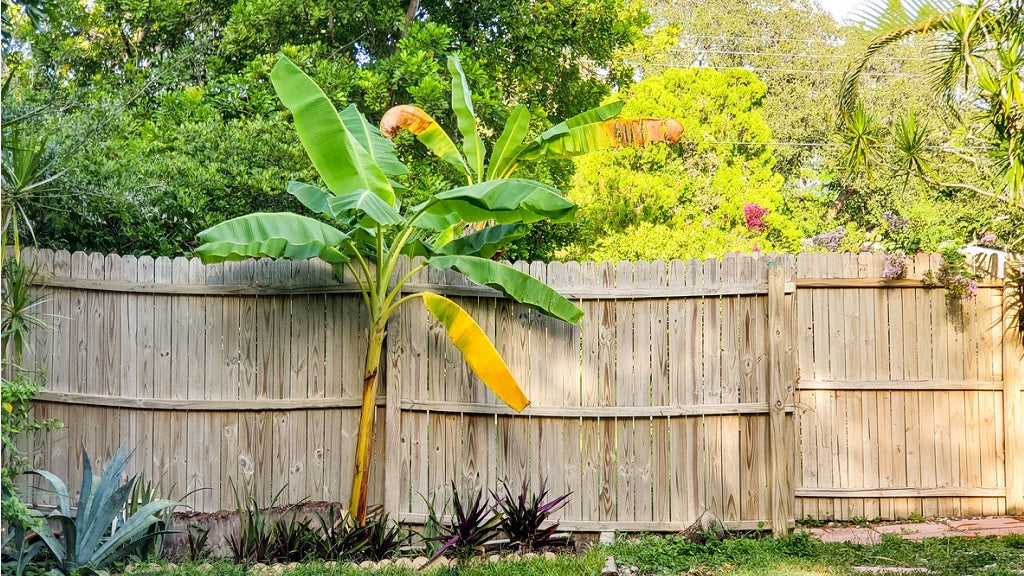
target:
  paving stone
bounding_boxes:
[814,527,881,545]
[873,522,952,541]
[949,516,1024,532]
[802,516,1024,545]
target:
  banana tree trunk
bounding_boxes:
[350,326,386,525]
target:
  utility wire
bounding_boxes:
[672,33,857,45]
[675,138,995,148]
[607,59,927,77]
[666,47,930,62]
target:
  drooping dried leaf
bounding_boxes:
[603,118,684,147]
[379,104,437,138]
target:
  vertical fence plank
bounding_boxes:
[579,262,601,522]
[665,259,685,523]
[633,262,654,522]
[768,259,793,535]
[700,257,723,518]
[42,251,72,503]
[384,257,408,513]
[615,261,636,522]
[528,260,552,501]
[650,261,671,523]
[1003,258,1023,513]
[719,255,741,523]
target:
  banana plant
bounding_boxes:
[196,56,585,525]
[380,56,684,185]
[196,55,681,525]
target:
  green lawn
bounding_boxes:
[122,533,1024,576]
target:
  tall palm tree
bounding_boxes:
[839,0,1023,206]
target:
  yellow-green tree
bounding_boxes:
[563,68,818,261]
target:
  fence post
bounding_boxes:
[767,258,793,535]
[1004,257,1023,514]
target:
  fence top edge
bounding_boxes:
[11,247,1011,281]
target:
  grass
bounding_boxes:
[606,531,1024,576]
[118,533,1024,576]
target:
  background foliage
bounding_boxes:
[1,0,1020,260]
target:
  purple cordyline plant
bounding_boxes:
[743,202,769,233]
[882,251,907,280]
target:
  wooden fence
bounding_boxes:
[12,248,1023,532]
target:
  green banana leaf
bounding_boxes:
[288,182,404,226]
[486,104,531,179]
[338,104,408,178]
[428,255,583,324]
[545,100,626,135]
[518,101,625,161]
[448,55,487,181]
[417,179,576,228]
[271,57,395,204]
[434,223,526,258]
[196,212,349,264]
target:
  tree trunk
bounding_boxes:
[349,327,385,524]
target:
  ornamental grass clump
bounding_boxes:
[428,483,503,563]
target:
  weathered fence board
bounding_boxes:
[13,248,1021,529]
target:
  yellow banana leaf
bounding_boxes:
[421,292,530,412]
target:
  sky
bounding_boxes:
[818,0,868,22]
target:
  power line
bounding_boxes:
[619,60,927,77]
[666,47,929,62]
[673,33,856,45]
[683,140,994,151]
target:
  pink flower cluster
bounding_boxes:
[743,202,769,233]
[979,232,997,246]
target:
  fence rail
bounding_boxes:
[12,248,1023,532]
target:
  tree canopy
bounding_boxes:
[562,67,819,261]
[2,0,1019,260]
[2,0,645,256]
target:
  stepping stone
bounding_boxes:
[948,516,1024,536]
[812,527,881,545]
[874,522,952,541]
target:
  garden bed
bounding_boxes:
[116,532,1024,576]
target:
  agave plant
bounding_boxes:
[2,518,50,576]
[195,54,681,525]
[26,446,182,576]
